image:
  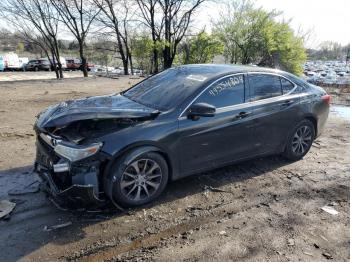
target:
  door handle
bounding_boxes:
[235,111,251,119]
[280,100,294,107]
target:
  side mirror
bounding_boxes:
[188,103,216,119]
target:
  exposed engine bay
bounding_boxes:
[48,118,138,144]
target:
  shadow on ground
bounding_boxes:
[0,155,348,261]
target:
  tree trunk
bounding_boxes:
[151,25,158,73]
[53,38,64,78]
[50,50,59,79]
[152,47,159,73]
[79,41,88,77]
[57,62,64,78]
[128,53,134,75]
[115,28,128,75]
[122,59,129,75]
[163,46,171,69]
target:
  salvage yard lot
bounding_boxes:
[0,71,86,82]
[0,76,349,261]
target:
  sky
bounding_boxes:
[196,0,350,48]
[0,0,348,49]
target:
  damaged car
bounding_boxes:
[34,64,330,208]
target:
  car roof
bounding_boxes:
[173,64,306,85]
[175,64,284,75]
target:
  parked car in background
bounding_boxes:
[66,58,81,71]
[65,58,94,71]
[25,59,51,71]
[34,64,330,208]
[133,68,143,75]
[91,65,107,73]
[50,57,67,71]
[3,52,20,70]
[0,56,4,71]
[82,61,94,71]
[337,71,347,77]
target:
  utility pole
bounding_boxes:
[347,48,350,65]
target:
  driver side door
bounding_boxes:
[177,74,257,176]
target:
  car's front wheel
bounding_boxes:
[284,119,315,160]
[108,152,168,207]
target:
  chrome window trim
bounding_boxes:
[178,71,298,119]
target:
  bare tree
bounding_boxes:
[136,0,162,73]
[93,0,135,75]
[0,0,64,78]
[51,0,101,77]
[137,0,205,71]
[159,0,205,69]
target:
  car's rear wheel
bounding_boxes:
[108,152,168,207]
[284,119,315,160]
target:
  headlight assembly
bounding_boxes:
[54,142,102,162]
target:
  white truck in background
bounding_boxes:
[3,52,20,70]
[3,53,29,71]
[18,57,29,71]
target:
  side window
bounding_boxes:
[195,75,245,108]
[280,77,295,94]
[249,74,282,101]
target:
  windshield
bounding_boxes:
[122,66,218,110]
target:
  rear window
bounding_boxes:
[281,78,295,94]
[249,74,282,101]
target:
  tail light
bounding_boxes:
[322,94,331,105]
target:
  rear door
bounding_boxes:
[177,74,257,175]
[247,73,301,154]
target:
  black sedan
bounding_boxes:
[34,65,330,208]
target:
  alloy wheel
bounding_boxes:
[120,159,162,201]
[291,125,312,155]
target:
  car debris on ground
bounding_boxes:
[43,221,72,232]
[321,205,339,215]
[0,200,16,220]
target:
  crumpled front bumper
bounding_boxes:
[34,134,106,208]
[35,164,105,208]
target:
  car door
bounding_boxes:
[177,74,257,176]
[247,73,301,154]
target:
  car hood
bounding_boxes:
[36,94,159,129]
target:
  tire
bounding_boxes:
[107,151,169,207]
[283,119,315,161]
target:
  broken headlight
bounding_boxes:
[54,142,102,162]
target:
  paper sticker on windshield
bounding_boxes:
[208,76,244,96]
[187,75,207,82]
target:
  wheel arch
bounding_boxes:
[304,115,318,136]
[104,144,174,182]
[102,144,174,201]
[281,115,318,152]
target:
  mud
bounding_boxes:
[0,76,349,262]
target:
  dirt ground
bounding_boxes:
[0,71,87,82]
[0,76,349,262]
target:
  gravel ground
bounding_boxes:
[0,76,349,262]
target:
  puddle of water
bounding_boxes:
[330,105,350,120]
